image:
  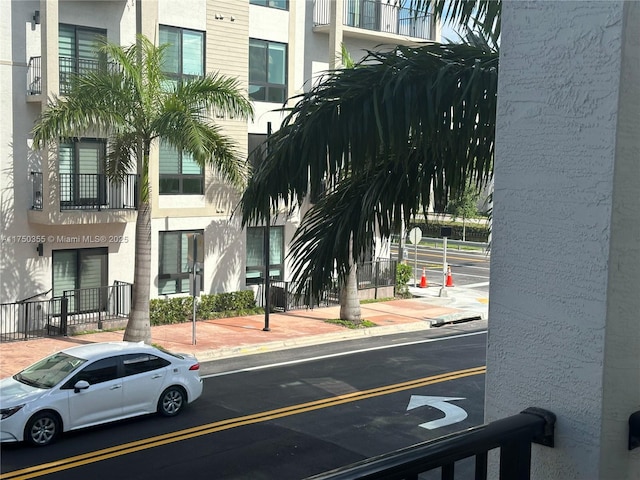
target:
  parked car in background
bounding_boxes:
[0,342,203,446]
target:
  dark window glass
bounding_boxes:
[158,230,204,295]
[159,25,204,84]
[246,226,284,285]
[250,0,288,10]
[249,39,287,104]
[122,354,170,376]
[159,142,203,195]
[70,356,119,386]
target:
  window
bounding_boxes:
[53,248,108,313]
[250,0,288,10]
[59,24,107,94]
[248,133,268,168]
[249,39,287,103]
[158,230,204,295]
[246,226,284,285]
[59,139,106,208]
[65,357,120,387]
[159,142,203,195]
[122,354,170,376]
[159,25,204,87]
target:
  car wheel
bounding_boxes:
[158,386,186,417]
[25,411,60,447]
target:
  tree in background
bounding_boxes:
[446,181,481,242]
[240,1,500,304]
[33,35,253,342]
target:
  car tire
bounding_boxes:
[25,411,60,447]
[158,386,186,417]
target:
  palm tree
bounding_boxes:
[239,1,500,304]
[33,35,253,343]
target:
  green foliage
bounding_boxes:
[325,318,377,329]
[150,297,193,326]
[396,263,413,298]
[446,181,480,221]
[150,291,260,326]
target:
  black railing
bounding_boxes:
[0,282,132,342]
[59,173,137,211]
[27,56,42,95]
[267,280,341,312]
[357,259,397,291]
[307,408,556,480]
[31,171,43,210]
[0,298,66,342]
[60,282,132,329]
[313,0,433,41]
[59,56,114,95]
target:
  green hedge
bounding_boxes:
[150,290,261,326]
[407,221,489,243]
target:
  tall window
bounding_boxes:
[158,230,204,295]
[250,0,288,10]
[58,139,106,208]
[159,25,204,87]
[249,39,287,103]
[246,226,284,285]
[59,24,107,94]
[53,248,108,312]
[159,142,203,194]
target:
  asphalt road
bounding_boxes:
[393,244,490,291]
[0,327,487,480]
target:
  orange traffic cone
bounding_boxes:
[419,268,428,288]
[445,265,455,287]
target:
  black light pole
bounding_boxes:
[263,122,272,332]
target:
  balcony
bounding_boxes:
[26,56,113,97]
[29,172,138,225]
[313,0,434,43]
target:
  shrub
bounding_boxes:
[396,263,412,298]
[150,290,260,326]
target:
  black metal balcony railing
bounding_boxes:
[313,0,433,41]
[27,56,42,95]
[59,173,138,211]
[307,407,556,480]
[31,171,43,210]
[30,172,137,211]
[59,56,111,95]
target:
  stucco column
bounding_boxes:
[328,0,344,70]
[486,1,639,479]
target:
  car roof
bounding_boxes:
[60,341,159,361]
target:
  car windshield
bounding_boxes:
[14,352,87,389]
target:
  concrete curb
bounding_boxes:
[194,313,485,362]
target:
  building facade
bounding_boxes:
[0,0,437,305]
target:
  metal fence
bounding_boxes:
[31,171,43,210]
[59,173,138,211]
[27,56,42,95]
[257,259,397,312]
[0,298,65,342]
[0,282,132,343]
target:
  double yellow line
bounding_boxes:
[1,366,485,480]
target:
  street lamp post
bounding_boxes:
[263,122,272,332]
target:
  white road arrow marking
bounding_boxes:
[406,395,468,430]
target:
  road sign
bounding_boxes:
[408,227,422,245]
[406,395,468,430]
[407,227,422,287]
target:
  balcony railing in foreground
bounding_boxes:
[306,407,556,480]
[59,173,138,211]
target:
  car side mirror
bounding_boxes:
[73,380,90,393]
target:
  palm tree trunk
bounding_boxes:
[339,237,361,323]
[123,198,152,343]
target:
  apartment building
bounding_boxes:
[0,0,438,306]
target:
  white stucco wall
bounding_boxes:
[487,1,640,478]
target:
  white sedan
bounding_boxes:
[0,341,203,446]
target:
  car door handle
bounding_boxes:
[151,374,162,379]
[110,385,122,390]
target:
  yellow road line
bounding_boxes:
[1,366,486,480]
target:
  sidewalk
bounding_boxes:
[0,286,489,378]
